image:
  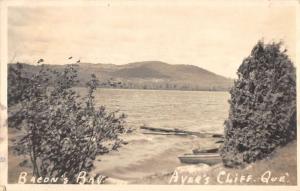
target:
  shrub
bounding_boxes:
[8,63,33,106]
[8,64,126,183]
[220,41,296,167]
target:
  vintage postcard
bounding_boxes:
[0,0,299,191]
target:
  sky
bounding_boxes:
[8,1,297,78]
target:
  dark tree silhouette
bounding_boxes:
[220,41,296,167]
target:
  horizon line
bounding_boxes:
[8,60,235,79]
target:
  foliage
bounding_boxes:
[220,41,296,167]
[8,63,126,183]
[8,63,32,106]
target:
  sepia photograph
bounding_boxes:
[0,0,299,190]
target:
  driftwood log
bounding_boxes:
[140,125,224,138]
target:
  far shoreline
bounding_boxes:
[73,87,231,93]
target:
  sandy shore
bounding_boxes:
[132,141,297,185]
[8,126,297,185]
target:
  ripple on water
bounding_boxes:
[77,88,230,180]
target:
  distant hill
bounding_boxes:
[8,61,233,91]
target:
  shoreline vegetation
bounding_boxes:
[7,41,297,185]
[220,41,296,167]
[8,64,128,183]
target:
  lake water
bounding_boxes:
[80,88,230,181]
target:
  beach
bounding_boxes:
[133,141,297,185]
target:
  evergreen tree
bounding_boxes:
[220,41,296,167]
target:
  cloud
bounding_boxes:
[7,3,296,78]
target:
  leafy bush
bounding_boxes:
[8,63,126,182]
[8,63,32,106]
[220,41,296,167]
